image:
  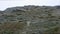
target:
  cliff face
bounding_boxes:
[0,5,60,34]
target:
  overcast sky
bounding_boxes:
[0,0,60,11]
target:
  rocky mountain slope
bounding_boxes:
[0,5,60,34]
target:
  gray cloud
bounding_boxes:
[0,0,60,10]
[0,0,23,1]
